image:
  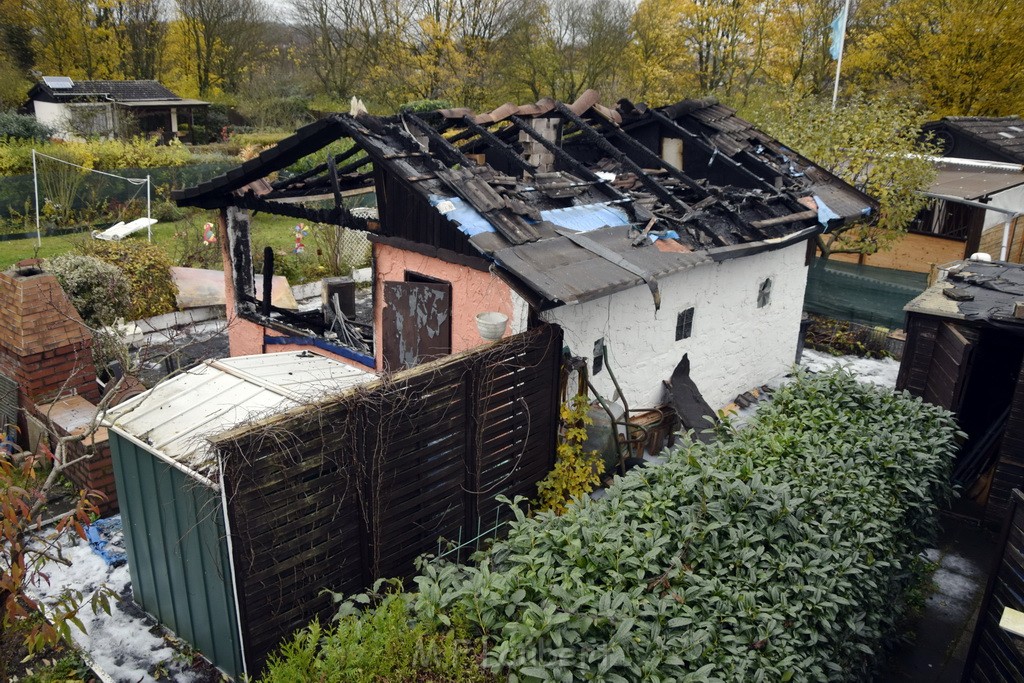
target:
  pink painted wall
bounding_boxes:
[373,243,523,366]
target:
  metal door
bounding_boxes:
[381,281,452,371]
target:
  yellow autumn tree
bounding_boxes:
[24,0,122,79]
[845,0,1024,116]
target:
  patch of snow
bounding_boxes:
[799,348,900,389]
[930,566,980,605]
[940,552,980,577]
[27,531,203,683]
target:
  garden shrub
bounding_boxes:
[260,593,494,683]
[44,254,131,326]
[536,395,604,514]
[411,369,959,682]
[0,137,193,177]
[0,111,53,141]
[78,240,178,319]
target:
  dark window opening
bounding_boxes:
[593,338,605,375]
[758,278,772,308]
[676,307,694,340]
[405,270,446,285]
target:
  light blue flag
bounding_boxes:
[830,5,848,60]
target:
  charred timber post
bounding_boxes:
[552,103,692,216]
[262,246,273,317]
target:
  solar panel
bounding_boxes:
[42,76,74,89]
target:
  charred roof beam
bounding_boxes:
[553,102,704,233]
[456,117,536,176]
[270,141,363,190]
[403,112,478,170]
[581,111,710,199]
[508,114,626,204]
[647,109,781,195]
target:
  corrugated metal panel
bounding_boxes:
[110,434,243,679]
[106,352,374,478]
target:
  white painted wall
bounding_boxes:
[32,101,68,131]
[540,241,809,410]
[982,185,1024,230]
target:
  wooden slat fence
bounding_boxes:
[215,324,562,674]
[962,489,1024,682]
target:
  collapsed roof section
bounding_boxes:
[174,91,876,308]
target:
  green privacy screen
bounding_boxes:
[109,434,244,679]
[804,259,928,329]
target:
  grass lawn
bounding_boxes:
[0,212,302,269]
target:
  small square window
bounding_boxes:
[675,307,694,340]
[757,278,772,308]
[593,338,604,375]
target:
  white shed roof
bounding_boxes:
[105,352,374,482]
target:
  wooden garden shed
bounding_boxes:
[897,259,1024,524]
[104,352,375,679]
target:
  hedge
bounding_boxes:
[411,369,959,682]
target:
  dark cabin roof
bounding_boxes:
[28,78,205,105]
[923,117,1024,164]
[174,92,877,308]
[905,260,1024,332]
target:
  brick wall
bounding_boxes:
[0,264,100,437]
[33,396,118,516]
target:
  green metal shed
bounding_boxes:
[105,352,375,679]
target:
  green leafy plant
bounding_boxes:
[0,111,53,141]
[536,395,604,514]
[260,590,494,683]
[77,240,178,319]
[44,254,132,327]
[412,369,959,681]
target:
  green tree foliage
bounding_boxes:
[749,95,938,257]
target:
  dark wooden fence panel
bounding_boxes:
[217,324,562,674]
[963,489,1024,682]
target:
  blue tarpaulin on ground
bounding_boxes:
[86,515,127,566]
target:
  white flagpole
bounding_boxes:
[146,174,152,242]
[32,149,41,247]
[832,0,852,109]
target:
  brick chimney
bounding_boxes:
[0,260,100,433]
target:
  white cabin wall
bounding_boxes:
[540,240,809,410]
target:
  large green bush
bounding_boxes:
[44,254,131,326]
[0,111,53,141]
[78,240,178,319]
[411,370,958,682]
[0,137,194,177]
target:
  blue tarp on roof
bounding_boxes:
[539,203,630,232]
[432,195,631,237]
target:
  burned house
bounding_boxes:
[174,92,875,410]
